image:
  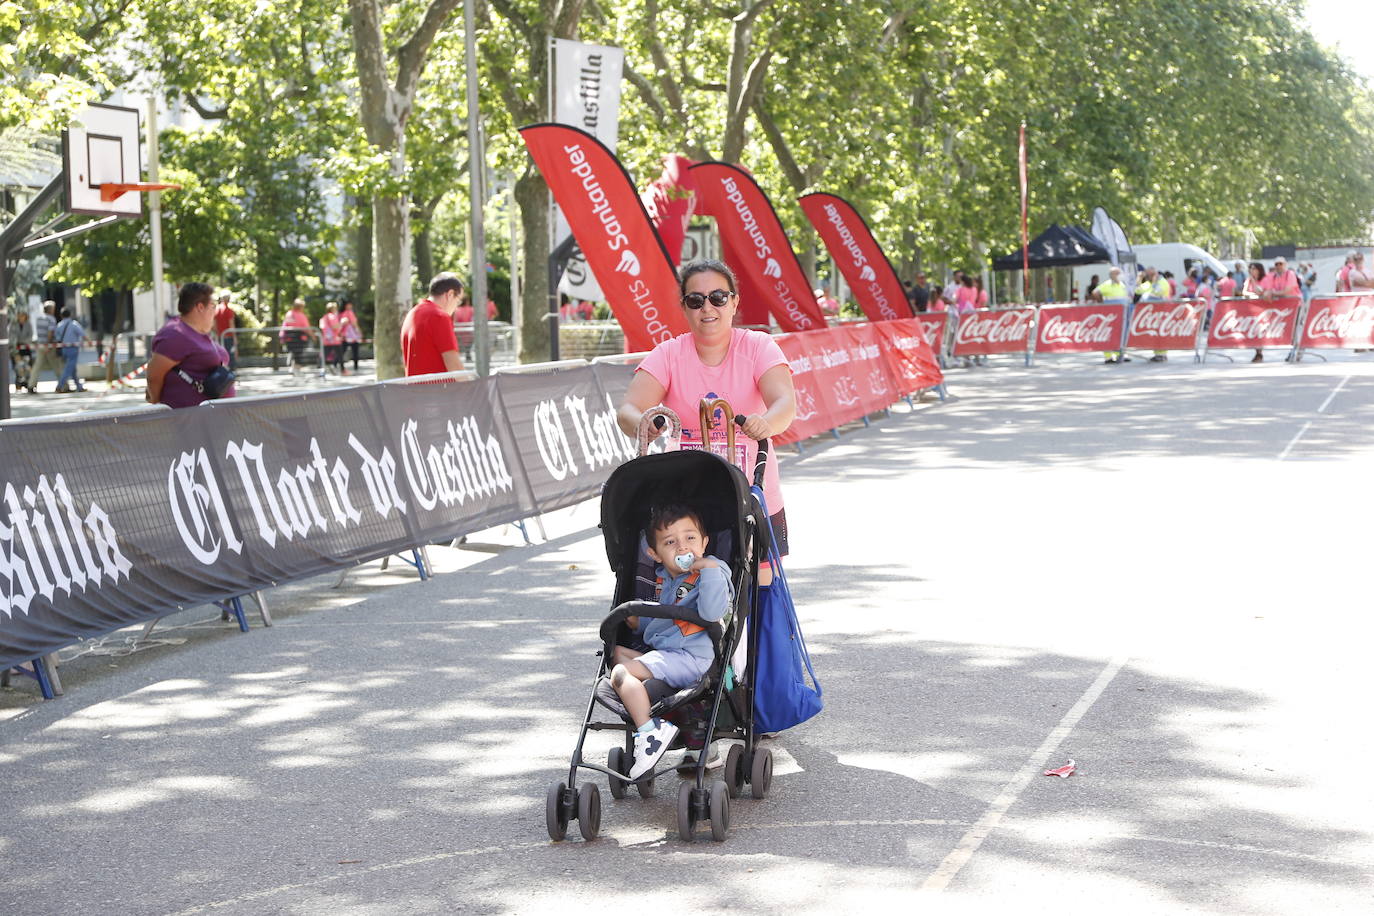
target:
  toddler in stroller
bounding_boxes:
[546,404,776,843]
[609,502,731,779]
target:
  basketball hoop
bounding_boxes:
[100,182,181,202]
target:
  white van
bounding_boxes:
[1073,243,1230,300]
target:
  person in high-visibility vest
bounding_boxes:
[1096,267,1132,363]
[1133,267,1172,362]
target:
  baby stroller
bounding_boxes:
[11,346,32,392]
[546,401,776,843]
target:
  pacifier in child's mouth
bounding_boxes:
[673,552,696,572]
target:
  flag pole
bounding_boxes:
[1019,121,1029,301]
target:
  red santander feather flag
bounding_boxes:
[798,193,913,322]
[689,161,828,332]
[519,123,687,353]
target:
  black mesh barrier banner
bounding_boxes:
[191,386,421,587]
[496,364,637,514]
[0,370,598,670]
[591,360,636,412]
[371,376,529,539]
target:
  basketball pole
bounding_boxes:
[147,97,166,323]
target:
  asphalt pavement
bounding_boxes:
[3,351,1373,914]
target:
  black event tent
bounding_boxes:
[992,224,1110,270]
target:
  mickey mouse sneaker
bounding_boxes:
[629,718,679,779]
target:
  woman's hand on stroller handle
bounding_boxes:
[735,414,770,488]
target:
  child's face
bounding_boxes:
[647,517,705,566]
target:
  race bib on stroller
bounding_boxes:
[679,429,748,476]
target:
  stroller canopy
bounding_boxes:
[600,449,763,576]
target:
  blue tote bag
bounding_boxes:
[751,487,822,734]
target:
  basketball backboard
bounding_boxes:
[63,103,143,218]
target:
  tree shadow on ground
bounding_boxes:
[2,539,1369,913]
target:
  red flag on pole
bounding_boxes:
[519,123,687,353]
[1019,122,1030,301]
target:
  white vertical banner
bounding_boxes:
[549,38,625,302]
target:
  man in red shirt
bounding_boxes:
[212,292,238,368]
[401,273,464,376]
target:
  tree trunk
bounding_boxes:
[356,196,373,320]
[800,240,816,289]
[415,225,434,290]
[373,186,411,379]
[515,169,550,364]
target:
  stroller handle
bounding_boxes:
[637,406,681,456]
[734,414,770,489]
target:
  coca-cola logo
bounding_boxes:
[1130,302,1202,339]
[1039,311,1118,345]
[917,316,945,347]
[955,310,1033,345]
[1305,303,1374,342]
[1212,306,1294,342]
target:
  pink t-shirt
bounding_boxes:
[1262,270,1299,297]
[954,285,978,314]
[637,328,789,512]
[319,312,341,346]
[1217,276,1236,298]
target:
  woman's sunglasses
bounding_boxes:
[681,289,734,309]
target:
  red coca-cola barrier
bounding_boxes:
[1296,295,1374,352]
[1035,303,1126,354]
[773,322,940,445]
[1125,300,1206,351]
[914,312,948,354]
[1207,297,1301,351]
[951,308,1036,358]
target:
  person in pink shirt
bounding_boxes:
[1337,254,1354,292]
[1251,257,1299,362]
[279,298,312,375]
[1216,271,1237,299]
[319,301,344,374]
[339,299,362,373]
[618,258,796,584]
[1347,252,1374,291]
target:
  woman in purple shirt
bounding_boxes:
[147,282,236,407]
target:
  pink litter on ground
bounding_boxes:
[1044,759,1076,778]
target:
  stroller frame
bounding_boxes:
[547,407,776,843]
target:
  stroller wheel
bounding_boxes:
[676,781,697,842]
[708,779,731,842]
[577,783,601,841]
[636,770,657,800]
[749,747,774,800]
[545,781,570,841]
[607,748,627,800]
[724,744,745,798]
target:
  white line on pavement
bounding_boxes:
[1279,373,1355,460]
[1317,373,1352,413]
[919,654,1130,892]
[1277,421,1313,461]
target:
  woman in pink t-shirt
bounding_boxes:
[954,275,978,314]
[279,299,312,375]
[319,301,344,374]
[618,258,797,577]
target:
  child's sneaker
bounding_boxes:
[630,718,679,778]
